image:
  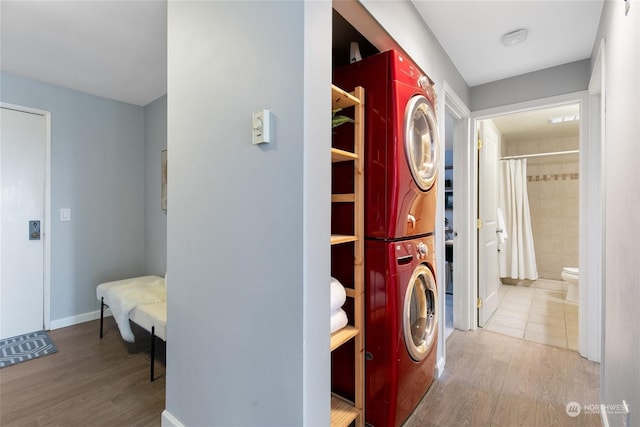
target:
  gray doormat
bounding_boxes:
[0,330,58,368]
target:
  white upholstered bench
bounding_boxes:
[96,275,167,381]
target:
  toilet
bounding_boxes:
[561,267,579,304]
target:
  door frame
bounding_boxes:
[468,90,601,361]
[435,81,470,377]
[1,102,51,331]
[586,39,605,364]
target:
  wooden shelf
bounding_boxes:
[330,326,359,351]
[332,84,361,110]
[331,394,360,427]
[332,193,355,203]
[330,84,364,427]
[331,234,358,245]
[331,148,358,163]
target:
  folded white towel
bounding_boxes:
[330,309,348,334]
[330,277,347,312]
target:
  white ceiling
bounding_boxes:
[0,0,167,106]
[412,0,604,87]
[1,1,603,107]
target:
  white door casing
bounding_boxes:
[477,120,501,327]
[435,81,471,378]
[451,112,472,331]
[470,91,596,361]
[585,40,605,363]
[0,106,49,339]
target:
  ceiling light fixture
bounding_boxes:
[502,29,528,47]
[548,115,580,124]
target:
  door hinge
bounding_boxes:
[477,298,483,308]
[477,138,483,150]
[477,218,482,229]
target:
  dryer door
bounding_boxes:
[404,95,440,191]
[403,264,438,361]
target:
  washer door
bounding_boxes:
[404,95,440,191]
[403,264,438,361]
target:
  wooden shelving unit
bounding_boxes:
[330,84,364,427]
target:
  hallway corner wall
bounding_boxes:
[143,95,167,276]
[165,1,331,425]
[592,2,640,426]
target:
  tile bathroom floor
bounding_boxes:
[484,279,578,351]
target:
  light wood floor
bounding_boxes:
[1,320,600,426]
[405,329,601,427]
[0,318,165,426]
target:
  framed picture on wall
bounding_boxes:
[445,191,453,209]
[161,149,167,211]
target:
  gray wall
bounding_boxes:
[592,2,640,426]
[470,59,591,111]
[165,1,330,425]
[144,95,167,276]
[352,0,471,108]
[0,72,146,322]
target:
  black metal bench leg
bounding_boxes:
[150,326,155,382]
[100,297,105,338]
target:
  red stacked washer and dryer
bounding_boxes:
[333,50,440,427]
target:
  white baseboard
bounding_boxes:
[162,410,184,427]
[49,308,111,330]
[435,355,446,378]
[601,406,610,427]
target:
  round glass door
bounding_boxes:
[404,96,440,191]
[403,264,438,361]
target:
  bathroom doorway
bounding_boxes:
[478,103,581,351]
[473,93,602,360]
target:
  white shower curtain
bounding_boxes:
[499,159,538,280]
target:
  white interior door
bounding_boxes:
[477,120,501,327]
[0,107,46,339]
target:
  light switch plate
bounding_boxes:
[60,208,71,221]
[252,110,271,144]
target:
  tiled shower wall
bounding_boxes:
[503,136,579,280]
